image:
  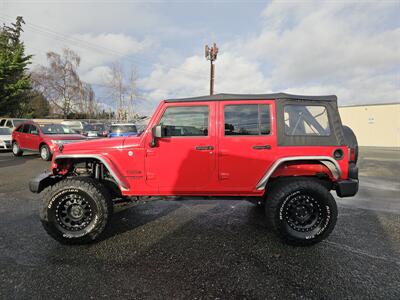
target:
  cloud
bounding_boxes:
[4,0,399,113]
[138,0,400,113]
[80,65,112,86]
[69,33,154,72]
[235,1,400,104]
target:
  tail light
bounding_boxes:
[349,148,356,162]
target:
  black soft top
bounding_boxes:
[165,93,337,103]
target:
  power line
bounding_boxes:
[0,13,209,80]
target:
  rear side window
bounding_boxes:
[30,125,39,135]
[158,106,209,137]
[284,105,331,136]
[0,119,5,126]
[224,104,271,136]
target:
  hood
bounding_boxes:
[46,134,86,140]
[59,136,141,154]
[0,134,11,140]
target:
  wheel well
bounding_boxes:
[266,176,333,194]
[54,157,123,198]
[256,157,341,191]
[39,142,48,151]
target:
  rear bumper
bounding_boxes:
[29,171,60,193]
[335,164,359,197]
[335,179,359,197]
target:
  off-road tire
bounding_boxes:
[12,141,23,156]
[40,144,52,161]
[40,178,113,245]
[265,178,337,246]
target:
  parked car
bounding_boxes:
[82,123,109,138]
[61,120,88,134]
[0,118,29,129]
[109,123,137,137]
[12,122,87,161]
[0,127,12,150]
[30,93,359,246]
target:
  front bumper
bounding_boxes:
[0,140,11,149]
[29,171,60,193]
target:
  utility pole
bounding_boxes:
[205,43,219,95]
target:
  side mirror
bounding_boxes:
[152,125,165,138]
[151,125,165,147]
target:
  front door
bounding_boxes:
[145,103,216,193]
[218,100,276,192]
[27,124,41,150]
[18,124,31,149]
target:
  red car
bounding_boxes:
[30,93,359,246]
[12,122,87,161]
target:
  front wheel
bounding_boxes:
[265,179,337,246]
[40,178,113,244]
[12,141,23,156]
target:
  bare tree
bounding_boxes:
[32,48,96,118]
[106,62,138,121]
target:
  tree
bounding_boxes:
[24,91,50,118]
[0,16,32,117]
[106,62,138,121]
[32,48,96,118]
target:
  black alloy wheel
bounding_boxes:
[265,178,337,246]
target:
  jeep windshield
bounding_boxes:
[110,124,137,134]
[39,124,77,134]
[135,117,151,136]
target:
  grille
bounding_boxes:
[60,140,86,144]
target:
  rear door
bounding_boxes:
[218,100,276,192]
[145,102,217,193]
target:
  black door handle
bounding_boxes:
[196,145,214,151]
[252,145,271,150]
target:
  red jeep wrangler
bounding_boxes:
[30,93,359,246]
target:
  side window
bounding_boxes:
[30,125,39,135]
[0,119,5,126]
[22,124,30,133]
[158,106,209,137]
[224,104,271,136]
[5,120,12,128]
[15,125,24,132]
[284,105,331,136]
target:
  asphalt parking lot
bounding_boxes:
[0,148,399,299]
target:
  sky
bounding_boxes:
[2,0,400,115]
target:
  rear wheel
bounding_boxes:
[40,178,113,244]
[40,144,51,161]
[265,178,337,246]
[12,141,23,156]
